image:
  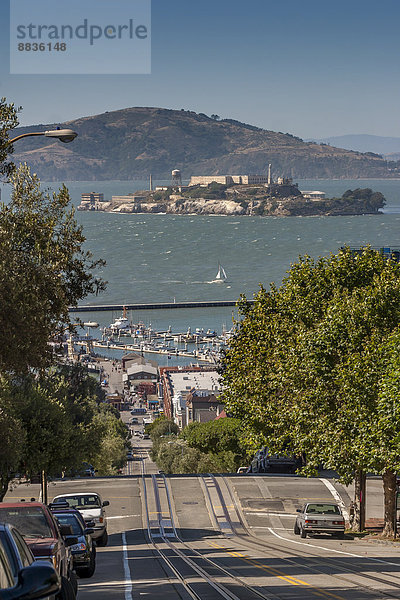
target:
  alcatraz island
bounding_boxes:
[78,168,386,217]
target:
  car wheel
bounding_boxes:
[76,554,96,578]
[300,526,307,539]
[96,530,108,547]
[294,521,300,535]
[57,575,76,600]
[69,570,78,595]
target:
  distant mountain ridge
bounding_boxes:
[10,107,394,181]
[309,134,400,158]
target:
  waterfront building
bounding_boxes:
[81,192,104,203]
[111,194,147,203]
[189,174,270,186]
[124,363,158,386]
[79,192,105,211]
[122,352,158,371]
[159,366,220,428]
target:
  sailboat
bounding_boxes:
[213,263,227,283]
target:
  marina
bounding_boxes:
[71,309,233,365]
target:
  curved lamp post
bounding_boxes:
[6,128,78,147]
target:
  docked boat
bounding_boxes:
[108,307,130,334]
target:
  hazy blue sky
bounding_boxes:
[1,0,399,138]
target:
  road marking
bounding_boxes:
[250,526,293,530]
[108,515,140,520]
[320,478,350,522]
[267,527,400,567]
[122,532,133,600]
[245,511,297,518]
[208,540,344,599]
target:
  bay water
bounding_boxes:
[2,177,400,361]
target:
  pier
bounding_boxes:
[69,300,252,312]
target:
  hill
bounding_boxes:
[10,107,395,181]
[310,134,400,157]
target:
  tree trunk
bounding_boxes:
[0,474,11,502]
[352,470,366,532]
[382,470,397,538]
[40,470,48,505]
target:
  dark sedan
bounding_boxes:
[51,510,96,579]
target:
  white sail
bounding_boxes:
[215,264,227,281]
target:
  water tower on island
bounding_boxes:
[171,169,182,187]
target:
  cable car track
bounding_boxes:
[142,472,280,600]
[200,474,400,600]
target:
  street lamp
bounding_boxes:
[6,128,78,147]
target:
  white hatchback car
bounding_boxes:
[52,492,110,546]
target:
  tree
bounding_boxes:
[12,377,73,482]
[0,164,105,373]
[220,247,400,535]
[180,417,247,463]
[0,98,19,180]
[0,378,25,499]
[0,367,119,499]
[0,101,108,498]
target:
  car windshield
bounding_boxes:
[54,495,101,509]
[54,514,83,536]
[0,507,52,538]
[306,503,340,515]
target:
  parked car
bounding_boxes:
[62,462,95,478]
[126,451,134,461]
[131,408,146,415]
[52,493,109,547]
[51,509,96,579]
[0,522,60,600]
[294,502,345,538]
[236,466,249,474]
[249,447,302,474]
[0,502,76,599]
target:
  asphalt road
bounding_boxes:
[5,406,400,600]
[7,469,400,600]
[5,402,398,600]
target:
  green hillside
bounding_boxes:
[10,107,395,181]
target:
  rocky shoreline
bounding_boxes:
[78,190,385,217]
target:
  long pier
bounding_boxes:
[69,300,250,312]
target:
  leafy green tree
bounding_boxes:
[0,164,105,374]
[0,98,19,180]
[221,247,400,535]
[12,378,73,482]
[0,378,25,499]
[180,418,247,465]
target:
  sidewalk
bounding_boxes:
[98,358,124,395]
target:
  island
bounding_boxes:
[78,178,386,217]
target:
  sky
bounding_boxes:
[1,0,399,139]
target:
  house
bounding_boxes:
[185,390,225,424]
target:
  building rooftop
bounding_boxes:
[168,370,220,396]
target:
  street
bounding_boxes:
[8,463,400,600]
